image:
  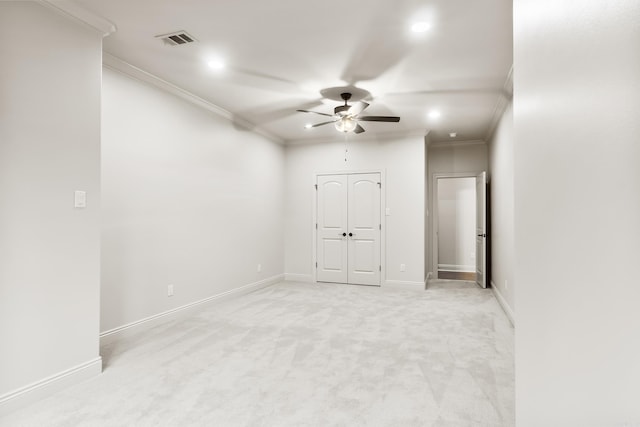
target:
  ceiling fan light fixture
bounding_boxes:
[335,116,357,133]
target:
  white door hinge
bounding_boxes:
[379,265,381,272]
[314,184,318,190]
[377,182,381,188]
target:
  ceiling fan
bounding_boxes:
[297,92,400,134]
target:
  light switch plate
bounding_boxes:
[74,191,87,208]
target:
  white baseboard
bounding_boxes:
[284,273,314,283]
[491,280,515,327]
[438,264,475,272]
[100,274,284,345]
[383,280,425,291]
[0,357,102,416]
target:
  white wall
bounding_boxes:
[284,137,425,287]
[101,68,285,332]
[514,1,640,425]
[0,1,102,403]
[437,177,476,272]
[427,142,488,276]
[487,102,514,314]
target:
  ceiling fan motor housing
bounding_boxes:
[335,92,353,116]
[334,105,350,116]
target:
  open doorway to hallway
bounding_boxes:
[435,176,477,282]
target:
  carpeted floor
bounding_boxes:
[0,280,514,426]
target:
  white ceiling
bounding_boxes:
[75,0,513,144]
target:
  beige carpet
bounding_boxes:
[1,280,514,426]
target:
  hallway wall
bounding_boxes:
[488,102,514,315]
[426,143,488,277]
[514,0,640,424]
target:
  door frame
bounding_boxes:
[431,172,486,281]
[312,169,386,285]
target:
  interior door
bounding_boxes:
[316,173,381,286]
[475,171,487,288]
[316,175,348,283]
[347,173,381,285]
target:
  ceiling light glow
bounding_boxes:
[304,123,313,129]
[449,132,457,138]
[428,110,441,119]
[411,22,431,33]
[207,59,225,70]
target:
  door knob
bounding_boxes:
[477,233,486,238]
[348,232,354,237]
[342,232,347,237]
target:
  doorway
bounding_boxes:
[433,172,487,287]
[316,173,381,286]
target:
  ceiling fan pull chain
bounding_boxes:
[344,135,349,162]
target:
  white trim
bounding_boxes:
[429,139,486,149]
[484,65,513,141]
[0,357,102,416]
[383,280,425,291]
[102,54,284,145]
[287,130,428,146]
[491,280,515,327]
[438,264,475,272]
[39,0,116,36]
[100,274,283,345]
[284,273,314,283]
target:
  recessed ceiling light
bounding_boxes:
[428,110,441,119]
[207,59,225,70]
[449,132,457,138]
[304,123,313,129]
[411,22,431,33]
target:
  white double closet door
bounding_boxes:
[316,173,381,286]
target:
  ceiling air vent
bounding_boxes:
[155,31,197,46]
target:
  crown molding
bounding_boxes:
[102,53,285,145]
[39,0,116,36]
[484,65,513,142]
[285,128,430,146]
[428,139,486,149]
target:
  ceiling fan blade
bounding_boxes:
[358,116,400,122]
[348,101,369,116]
[311,120,337,128]
[340,5,413,85]
[296,109,334,118]
[354,124,366,134]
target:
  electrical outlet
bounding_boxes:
[257,264,262,272]
[167,284,174,297]
[400,264,406,272]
